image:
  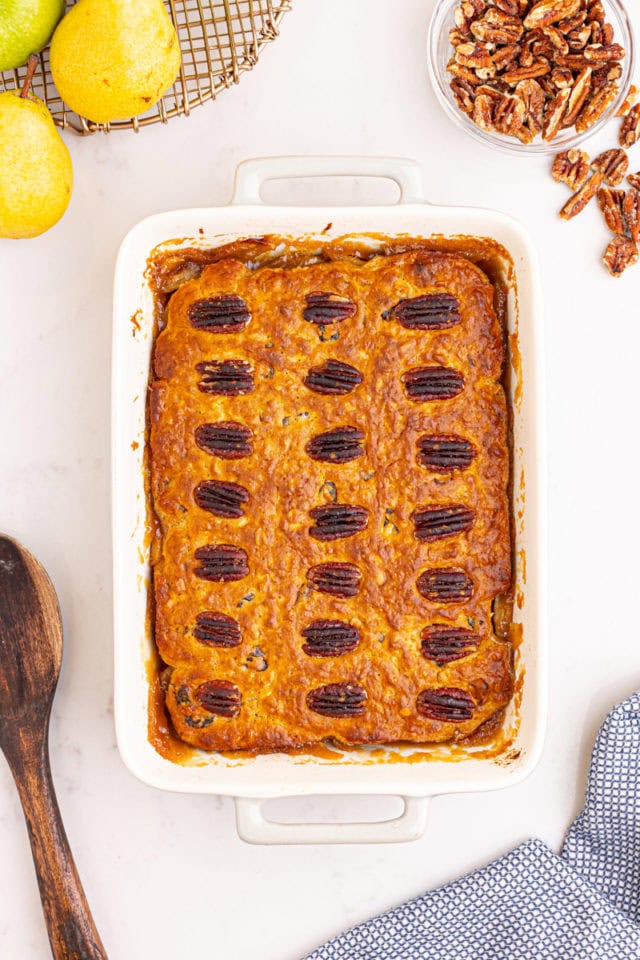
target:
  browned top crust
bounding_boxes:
[149,248,513,753]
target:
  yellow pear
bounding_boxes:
[49,0,181,125]
[0,60,73,239]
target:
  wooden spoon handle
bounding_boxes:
[3,725,107,960]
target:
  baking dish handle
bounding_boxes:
[231,156,425,206]
[234,795,430,845]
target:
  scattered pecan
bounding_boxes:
[189,295,250,333]
[194,480,249,519]
[196,359,254,396]
[385,292,462,330]
[624,189,640,243]
[616,85,638,117]
[552,149,590,189]
[416,687,476,722]
[411,505,475,542]
[195,680,242,718]
[402,366,465,401]
[193,612,242,648]
[416,568,474,603]
[303,358,363,395]
[307,682,367,718]
[194,544,249,582]
[195,422,253,459]
[559,170,604,220]
[301,620,361,657]
[307,562,362,598]
[416,434,477,472]
[619,104,640,148]
[597,187,627,234]
[592,148,629,186]
[628,172,640,190]
[305,426,365,464]
[420,625,480,665]
[603,235,639,276]
[309,504,369,542]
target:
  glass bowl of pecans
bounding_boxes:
[428,0,635,155]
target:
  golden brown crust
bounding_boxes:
[149,249,513,752]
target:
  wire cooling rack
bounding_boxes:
[0,0,291,134]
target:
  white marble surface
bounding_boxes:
[1,0,639,956]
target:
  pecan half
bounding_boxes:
[196,360,254,396]
[562,68,592,128]
[473,92,496,130]
[597,187,627,234]
[417,434,477,472]
[195,680,242,717]
[303,359,363,395]
[494,93,526,134]
[516,78,545,132]
[575,79,619,132]
[619,104,640,148]
[303,292,357,325]
[412,505,475,542]
[309,504,369,542]
[402,366,465,401]
[624,189,640,243]
[559,170,604,220]
[193,612,242,648]
[194,544,249,582]
[542,87,571,140]
[592,148,629,186]
[470,8,523,44]
[305,426,365,464]
[451,78,476,114]
[416,687,476,721]
[420,625,480,665]
[456,41,494,69]
[307,682,367,717]
[417,568,474,603]
[628,173,640,190]
[194,480,249,519]
[189,295,250,333]
[523,0,581,30]
[552,149,590,189]
[603,235,639,276]
[301,620,361,657]
[583,42,625,62]
[386,293,462,330]
[307,562,362,598]
[615,84,638,117]
[195,422,253,459]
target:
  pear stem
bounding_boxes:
[20,55,39,99]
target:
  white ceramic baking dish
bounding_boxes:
[112,156,547,844]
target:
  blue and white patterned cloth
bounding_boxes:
[306,693,640,959]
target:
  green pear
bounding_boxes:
[49,0,181,124]
[0,0,65,71]
[0,59,73,239]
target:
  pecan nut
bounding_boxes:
[552,148,590,189]
[619,103,640,148]
[494,93,526,134]
[305,426,365,464]
[624,188,640,243]
[523,0,581,30]
[615,84,638,117]
[194,544,249,582]
[193,612,242,648]
[307,562,362,598]
[412,505,475,542]
[597,187,627,234]
[417,568,474,603]
[195,680,242,718]
[416,687,476,721]
[592,148,629,186]
[301,620,361,657]
[542,87,571,140]
[575,79,619,132]
[194,480,249,519]
[470,8,523,44]
[420,625,480,665]
[195,422,253,459]
[416,434,477,472]
[309,504,369,541]
[402,366,465,401]
[628,172,640,190]
[559,170,604,220]
[303,292,357,325]
[303,359,363,395]
[188,295,250,333]
[603,235,639,276]
[196,359,254,395]
[307,682,367,717]
[385,293,462,330]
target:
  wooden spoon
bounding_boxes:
[0,535,107,960]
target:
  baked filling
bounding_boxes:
[149,247,513,753]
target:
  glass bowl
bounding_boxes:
[427,0,635,156]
